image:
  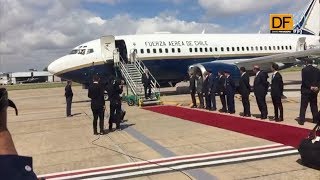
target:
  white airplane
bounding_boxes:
[48,0,320,87]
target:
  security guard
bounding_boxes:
[107,77,123,131]
[270,63,284,121]
[65,81,73,117]
[88,75,105,135]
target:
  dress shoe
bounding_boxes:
[298,120,305,125]
[261,116,267,120]
[245,114,251,117]
[276,119,283,122]
[94,132,99,135]
[191,105,197,108]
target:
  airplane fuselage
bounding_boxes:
[48,33,319,86]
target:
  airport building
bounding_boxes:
[0,71,62,84]
[9,71,54,84]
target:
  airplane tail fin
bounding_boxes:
[293,0,320,36]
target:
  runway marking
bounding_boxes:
[38,144,298,180]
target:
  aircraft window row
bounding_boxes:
[138,45,292,55]
[188,45,292,53]
[140,48,182,54]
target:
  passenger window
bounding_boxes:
[251,47,254,51]
[277,46,280,50]
[178,48,181,53]
[189,48,192,53]
[215,47,218,52]
[289,46,292,50]
[195,48,198,52]
[165,48,169,53]
[269,46,272,50]
[159,48,163,53]
[221,47,224,52]
[140,49,144,54]
[237,47,240,51]
[172,48,175,53]
[256,46,259,51]
[147,49,150,53]
[227,47,230,51]
[281,46,284,50]
[200,48,203,52]
[264,46,267,50]
[273,46,276,50]
[232,47,235,51]
[153,49,157,53]
[246,47,249,51]
[242,47,245,51]
[285,46,288,50]
[205,47,208,52]
[260,46,263,51]
[209,47,213,52]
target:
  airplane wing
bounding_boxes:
[217,47,320,70]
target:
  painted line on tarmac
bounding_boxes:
[38,144,297,180]
[123,126,216,180]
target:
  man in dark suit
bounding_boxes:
[238,67,251,117]
[189,71,197,108]
[65,81,73,117]
[217,71,227,112]
[225,71,236,114]
[107,77,124,131]
[208,71,217,111]
[270,63,284,121]
[88,75,105,135]
[203,71,211,110]
[253,65,269,119]
[196,73,204,108]
[142,69,152,99]
[298,59,320,125]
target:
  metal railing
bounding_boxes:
[114,50,142,96]
[129,49,161,97]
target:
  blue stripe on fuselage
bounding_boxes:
[58,56,260,85]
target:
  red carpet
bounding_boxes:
[144,106,312,148]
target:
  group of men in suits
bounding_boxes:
[88,75,124,135]
[189,63,285,122]
[189,69,236,114]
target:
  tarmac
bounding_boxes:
[5,71,320,180]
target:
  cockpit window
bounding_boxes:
[78,49,86,55]
[69,49,79,54]
[87,49,94,54]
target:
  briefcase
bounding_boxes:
[298,123,320,169]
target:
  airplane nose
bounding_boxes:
[48,61,58,75]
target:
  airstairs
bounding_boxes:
[113,49,162,107]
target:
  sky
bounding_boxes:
[0,0,309,72]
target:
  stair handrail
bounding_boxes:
[130,49,161,96]
[114,49,142,96]
[118,60,139,96]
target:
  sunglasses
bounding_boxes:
[0,88,18,116]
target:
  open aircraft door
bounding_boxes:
[100,36,116,63]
